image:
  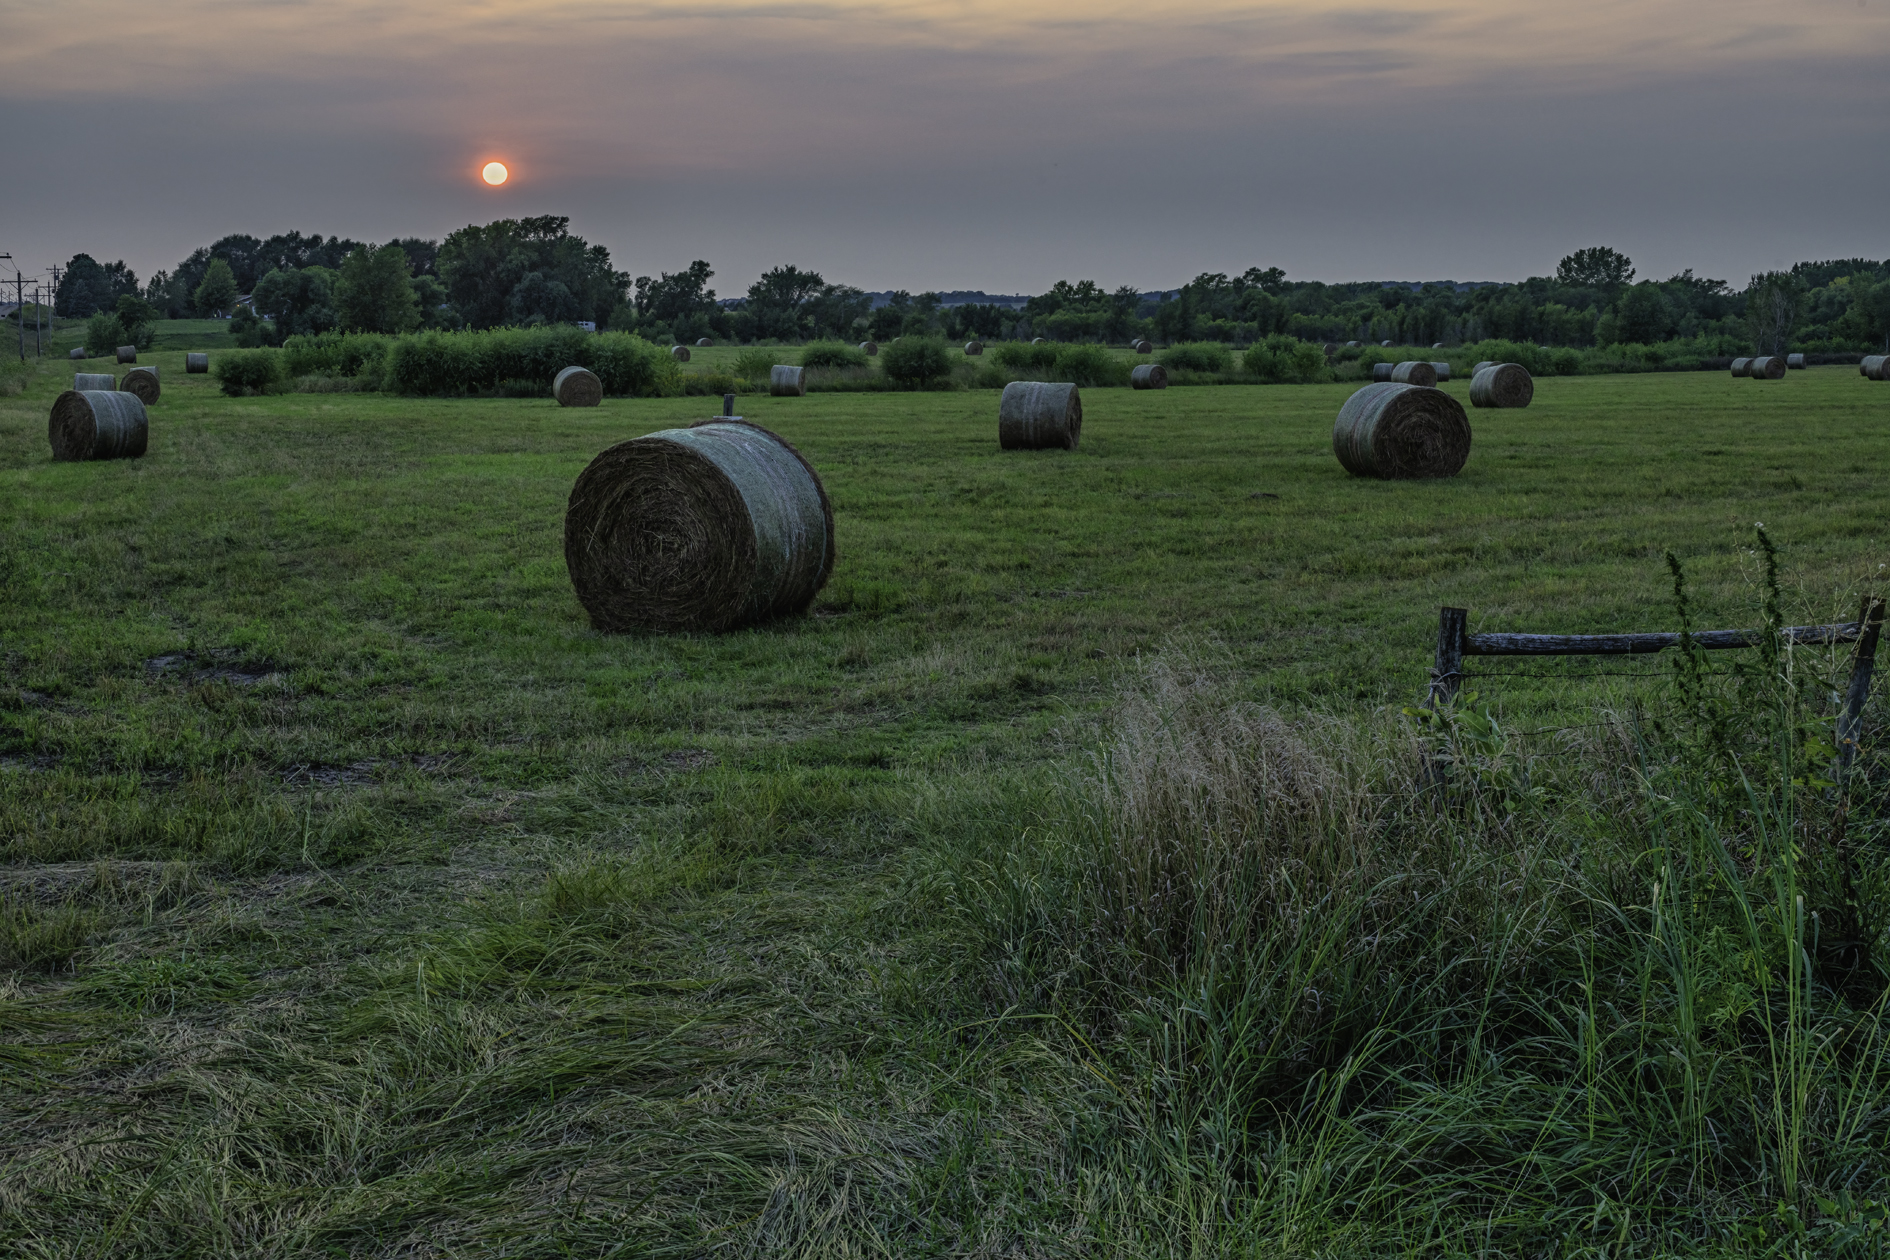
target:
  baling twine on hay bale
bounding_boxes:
[859,341,878,357]
[120,366,160,405]
[115,346,137,364]
[1786,353,1806,370]
[74,373,115,392]
[185,353,209,374]
[1332,383,1471,479]
[1731,358,1752,377]
[1469,363,1534,409]
[671,345,691,362]
[563,419,834,634]
[1750,356,1786,380]
[1390,360,1438,387]
[554,366,603,407]
[965,341,983,356]
[769,365,807,397]
[1130,363,1168,390]
[50,390,148,461]
[999,382,1082,450]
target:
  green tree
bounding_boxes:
[1556,247,1636,294]
[335,244,421,333]
[194,258,239,317]
[1744,271,1805,356]
[114,294,159,349]
[1844,278,1890,352]
[1614,282,1675,344]
[438,216,628,329]
[744,265,826,340]
[252,266,337,337]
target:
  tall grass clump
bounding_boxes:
[1157,342,1232,373]
[282,332,394,387]
[1242,334,1332,384]
[993,341,1060,372]
[383,327,681,397]
[879,337,955,389]
[951,535,1890,1251]
[800,341,870,369]
[212,349,289,397]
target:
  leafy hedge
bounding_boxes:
[283,332,394,384]
[381,327,682,397]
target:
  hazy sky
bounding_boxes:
[3,0,1886,297]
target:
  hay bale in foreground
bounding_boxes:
[1862,355,1887,380]
[49,390,148,461]
[671,345,691,362]
[74,373,115,392]
[68,347,84,361]
[999,382,1081,450]
[1390,360,1438,387]
[116,346,137,364]
[563,419,834,634]
[1430,361,1451,382]
[1470,363,1534,409]
[1130,363,1167,390]
[965,341,983,356]
[859,341,878,357]
[697,338,714,347]
[1333,383,1470,479]
[1786,353,1806,369]
[120,366,160,405]
[1750,356,1786,379]
[554,366,603,407]
[770,365,807,397]
[1371,363,1394,383]
[1731,358,1752,377]
[185,353,209,374]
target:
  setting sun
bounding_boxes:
[481,161,508,186]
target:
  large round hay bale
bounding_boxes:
[769,365,807,397]
[859,341,878,357]
[185,352,209,374]
[1130,363,1168,390]
[1390,360,1438,387]
[68,347,84,361]
[1469,363,1534,409]
[120,366,160,405]
[563,419,834,634]
[1332,383,1471,480]
[1731,358,1752,377]
[671,345,691,362]
[965,341,983,356]
[1750,356,1786,380]
[696,338,714,347]
[1430,361,1451,382]
[1134,339,1153,354]
[74,373,115,391]
[554,365,603,407]
[115,345,137,364]
[998,381,1081,450]
[1371,362,1394,383]
[1786,353,1806,369]
[1860,355,1884,378]
[49,390,148,461]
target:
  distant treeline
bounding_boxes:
[52,227,1890,358]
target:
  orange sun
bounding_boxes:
[481,161,509,186]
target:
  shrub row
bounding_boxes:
[381,327,683,397]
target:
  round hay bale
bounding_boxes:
[1031,337,1047,345]
[1371,362,1394,383]
[1322,343,1337,356]
[1786,353,1806,369]
[1430,361,1451,382]
[1380,340,1393,347]
[859,341,878,357]
[671,345,691,362]
[1130,363,1168,390]
[769,365,807,397]
[120,366,160,405]
[68,347,84,361]
[1731,358,1752,377]
[1750,356,1786,380]
[1346,340,1361,347]
[965,341,984,356]
[1863,355,1889,380]
[1432,342,1446,349]
[554,365,603,407]
[49,390,148,462]
[998,382,1081,451]
[115,345,137,364]
[563,419,834,634]
[1134,339,1153,354]
[1332,383,1471,480]
[1473,360,1497,375]
[185,352,209,374]
[696,338,714,347]
[1390,360,1438,387]
[1469,363,1534,409]
[74,373,115,392]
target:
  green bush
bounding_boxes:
[731,348,777,382]
[381,327,681,397]
[800,341,869,369]
[1051,343,1129,388]
[83,312,128,358]
[879,337,954,388]
[1158,342,1232,373]
[1242,335,1331,384]
[213,349,289,397]
[993,341,1059,371]
[283,332,393,388]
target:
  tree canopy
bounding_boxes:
[438,216,626,329]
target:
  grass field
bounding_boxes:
[3,350,1889,1254]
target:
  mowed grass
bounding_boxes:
[1,354,1888,1255]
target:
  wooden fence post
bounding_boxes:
[1428,607,1467,709]
[1838,596,1886,781]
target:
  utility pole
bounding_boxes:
[2,254,19,361]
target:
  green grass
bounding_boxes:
[2,355,1888,1254]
